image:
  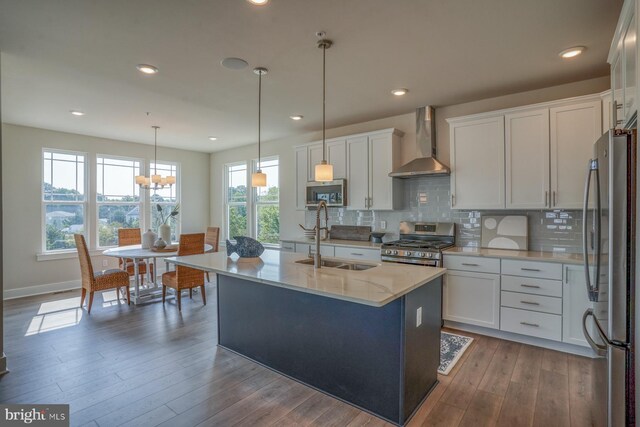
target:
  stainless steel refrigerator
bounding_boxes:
[582,129,636,426]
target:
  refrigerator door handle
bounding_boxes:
[582,159,601,302]
[582,309,607,356]
[584,308,631,352]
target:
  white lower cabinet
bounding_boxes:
[281,241,296,252]
[562,265,595,347]
[443,270,500,329]
[334,246,380,261]
[500,307,562,341]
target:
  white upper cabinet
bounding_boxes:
[505,108,550,209]
[368,132,400,210]
[450,116,505,209]
[295,146,309,210]
[550,100,602,209]
[326,138,347,179]
[346,135,369,210]
[296,128,402,211]
[609,0,636,128]
[307,143,324,182]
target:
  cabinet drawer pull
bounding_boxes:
[520,321,540,327]
[461,263,479,266]
[521,268,541,272]
[520,284,541,289]
[350,253,363,256]
[520,300,540,306]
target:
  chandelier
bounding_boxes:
[135,125,176,190]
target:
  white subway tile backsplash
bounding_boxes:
[305,176,582,253]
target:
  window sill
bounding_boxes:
[36,249,106,261]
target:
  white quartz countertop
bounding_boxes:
[166,249,445,307]
[280,237,383,249]
[443,247,585,265]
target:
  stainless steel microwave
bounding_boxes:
[305,179,347,208]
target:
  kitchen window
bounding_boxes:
[42,149,87,252]
[253,157,279,245]
[225,162,248,241]
[150,162,180,242]
[96,156,143,247]
[223,158,280,245]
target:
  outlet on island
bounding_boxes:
[416,306,422,327]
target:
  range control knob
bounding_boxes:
[392,250,399,255]
[385,250,392,255]
[417,252,425,258]
[426,252,433,258]
[405,251,412,256]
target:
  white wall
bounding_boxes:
[2,124,210,298]
[210,76,610,242]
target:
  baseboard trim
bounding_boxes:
[0,353,7,376]
[3,266,172,300]
[3,280,81,300]
[444,320,597,358]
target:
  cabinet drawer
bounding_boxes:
[444,255,500,274]
[281,241,296,252]
[501,259,562,280]
[500,307,562,341]
[334,246,380,261]
[501,275,562,298]
[501,291,562,315]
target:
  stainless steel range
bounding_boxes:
[381,221,455,266]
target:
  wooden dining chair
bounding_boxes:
[161,233,206,311]
[118,228,154,284]
[75,234,130,313]
[204,227,220,282]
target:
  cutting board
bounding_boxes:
[481,215,528,250]
[329,225,371,241]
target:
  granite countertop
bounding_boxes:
[167,249,445,307]
[280,236,383,249]
[443,247,585,265]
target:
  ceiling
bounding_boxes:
[0,0,623,153]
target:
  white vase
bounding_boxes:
[142,229,156,249]
[159,224,171,244]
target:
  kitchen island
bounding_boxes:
[166,249,445,426]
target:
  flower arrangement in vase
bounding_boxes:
[156,203,179,245]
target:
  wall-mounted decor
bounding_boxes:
[481,215,528,250]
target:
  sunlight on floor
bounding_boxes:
[27,297,83,336]
[25,291,126,336]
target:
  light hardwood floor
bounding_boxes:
[0,284,598,427]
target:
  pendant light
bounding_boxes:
[315,32,334,182]
[251,67,268,187]
[135,125,176,189]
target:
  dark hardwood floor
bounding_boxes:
[1,283,598,427]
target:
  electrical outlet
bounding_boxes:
[380,220,387,229]
[416,307,422,327]
[102,259,108,267]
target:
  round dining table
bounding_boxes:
[103,243,212,305]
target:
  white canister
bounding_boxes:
[142,229,157,249]
[159,224,171,245]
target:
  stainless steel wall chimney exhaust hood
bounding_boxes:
[389,106,450,178]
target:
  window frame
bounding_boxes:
[251,156,279,247]
[41,148,89,254]
[95,154,145,249]
[149,160,181,242]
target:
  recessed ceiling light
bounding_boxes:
[559,46,586,59]
[70,110,85,116]
[247,0,269,5]
[136,64,159,74]
[208,136,218,141]
[221,57,249,70]
[391,88,408,96]
[290,115,304,121]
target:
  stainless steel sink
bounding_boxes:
[295,258,377,271]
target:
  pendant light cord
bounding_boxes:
[154,126,158,175]
[258,71,262,170]
[322,42,326,162]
